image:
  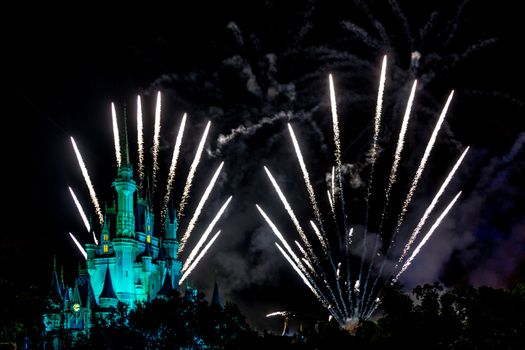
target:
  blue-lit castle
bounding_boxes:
[42,102,225,347]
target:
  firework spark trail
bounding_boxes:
[392,191,462,284]
[256,205,345,319]
[137,96,145,190]
[362,90,454,315]
[178,161,223,255]
[68,187,91,233]
[310,221,328,255]
[179,230,221,285]
[264,166,316,261]
[357,56,387,315]
[161,113,187,224]
[182,195,232,271]
[92,232,98,245]
[295,240,309,259]
[152,91,162,190]
[69,232,87,260]
[327,190,334,213]
[361,78,416,314]
[397,147,469,266]
[377,80,417,236]
[178,121,211,217]
[392,91,454,244]
[256,204,301,264]
[275,242,343,324]
[302,257,316,274]
[288,123,323,227]
[331,166,335,201]
[71,137,103,224]
[329,76,348,230]
[266,311,288,318]
[264,165,350,314]
[111,103,122,168]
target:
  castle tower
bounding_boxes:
[98,265,118,309]
[163,209,182,286]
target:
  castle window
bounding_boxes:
[103,245,108,253]
[103,234,109,241]
[146,235,151,244]
[126,270,128,277]
[147,225,151,232]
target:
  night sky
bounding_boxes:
[5,0,524,332]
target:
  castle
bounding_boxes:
[43,132,185,344]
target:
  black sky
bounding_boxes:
[5,0,524,332]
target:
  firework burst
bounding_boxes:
[258,57,469,326]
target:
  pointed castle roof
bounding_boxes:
[99,265,117,300]
[211,280,223,308]
[157,270,174,297]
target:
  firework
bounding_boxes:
[68,186,91,233]
[70,137,103,224]
[178,161,224,255]
[161,113,187,224]
[179,121,211,217]
[179,230,222,285]
[182,195,233,271]
[111,102,121,168]
[137,95,145,190]
[69,232,87,260]
[259,58,468,325]
[392,191,462,284]
[152,91,162,189]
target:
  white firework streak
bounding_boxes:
[69,232,87,260]
[161,113,187,223]
[392,191,462,284]
[354,279,360,293]
[68,186,91,232]
[329,75,342,173]
[347,227,354,252]
[111,103,121,168]
[70,137,103,224]
[256,204,301,264]
[152,91,162,189]
[393,91,455,240]
[137,95,145,190]
[182,195,232,271]
[379,80,417,229]
[257,204,345,319]
[92,231,98,245]
[295,240,309,259]
[178,160,223,255]
[327,190,334,214]
[310,220,328,255]
[264,166,316,261]
[275,242,343,324]
[178,121,211,217]
[398,147,469,265]
[302,257,316,274]
[179,230,221,285]
[331,166,335,201]
[366,55,387,202]
[288,123,322,225]
[266,311,287,318]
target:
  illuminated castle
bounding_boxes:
[43,96,229,347]
[43,114,184,343]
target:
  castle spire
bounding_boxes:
[211,280,223,308]
[98,265,117,300]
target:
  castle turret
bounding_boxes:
[98,266,118,309]
[163,209,182,285]
[211,280,223,308]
